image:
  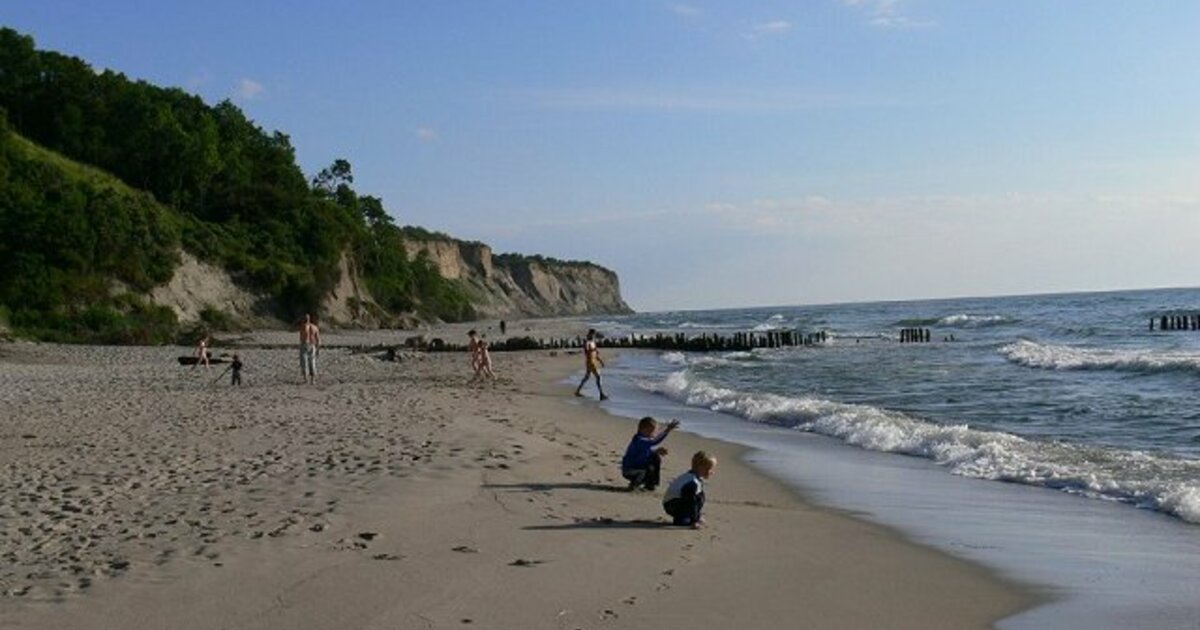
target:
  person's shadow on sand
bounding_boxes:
[482,482,627,493]
[523,517,670,531]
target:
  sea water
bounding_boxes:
[586,287,1200,628]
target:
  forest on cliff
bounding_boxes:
[0,28,475,341]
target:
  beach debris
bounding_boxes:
[451,545,479,554]
[357,531,378,541]
[509,558,545,567]
[371,553,401,561]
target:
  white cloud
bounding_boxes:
[670,3,702,18]
[522,87,910,112]
[744,19,792,39]
[415,126,438,142]
[843,0,935,29]
[237,78,265,100]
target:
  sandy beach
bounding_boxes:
[0,323,1035,629]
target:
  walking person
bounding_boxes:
[299,314,320,385]
[467,330,482,375]
[191,335,211,371]
[574,329,608,400]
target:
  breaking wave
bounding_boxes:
[643,368,1200,524]
[938,314,1017,327]
[1000,340,1200,376]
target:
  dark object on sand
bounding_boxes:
[177,354,228,366]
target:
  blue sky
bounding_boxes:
[5,1,1199,310]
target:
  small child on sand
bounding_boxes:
[621,417,680,491]
[230,354,243,386]
[663,451,717,528]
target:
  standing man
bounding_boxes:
[191,335,210,371]
[574,329,608,400]
[299,314,320,385]
[467,330,482,375]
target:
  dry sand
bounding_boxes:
[0,326,1035,629]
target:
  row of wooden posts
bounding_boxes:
[368,313,1200,358]
[402,329,829,354]
[1151,315,1200,331]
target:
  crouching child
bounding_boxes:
[621,417,680,491]
[663,451,717,528]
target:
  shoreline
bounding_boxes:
[1,333,1034,629]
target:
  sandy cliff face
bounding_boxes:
[403,238,632,319]
[319,252,383,328]
[149,250,382,328]
[149,251,272,325]
[147,239,628,330]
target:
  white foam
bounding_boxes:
[660,351,687,366]
[657,350,762,369]
[1000,340,1200,375]
[938,313,1015,327]
[645,368,1200,525]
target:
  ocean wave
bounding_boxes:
[659,350,764,369]
[893,314,1015,328]
[676,321,740,330]
[1000,340,1200,375]
[644,369,1200,524]
[938,314,1016,328]
[587,320,632,330]
[895,317,941,327]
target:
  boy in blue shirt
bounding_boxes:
[621,416,680,491]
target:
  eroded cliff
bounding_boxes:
[402,236,632,319]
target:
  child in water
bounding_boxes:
[663,451,717,528]
[621,417,680,491]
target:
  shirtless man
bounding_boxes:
[299,314,320,384]
[475,337,496,382]
[574,329,608,400]
[467,330,482,375]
